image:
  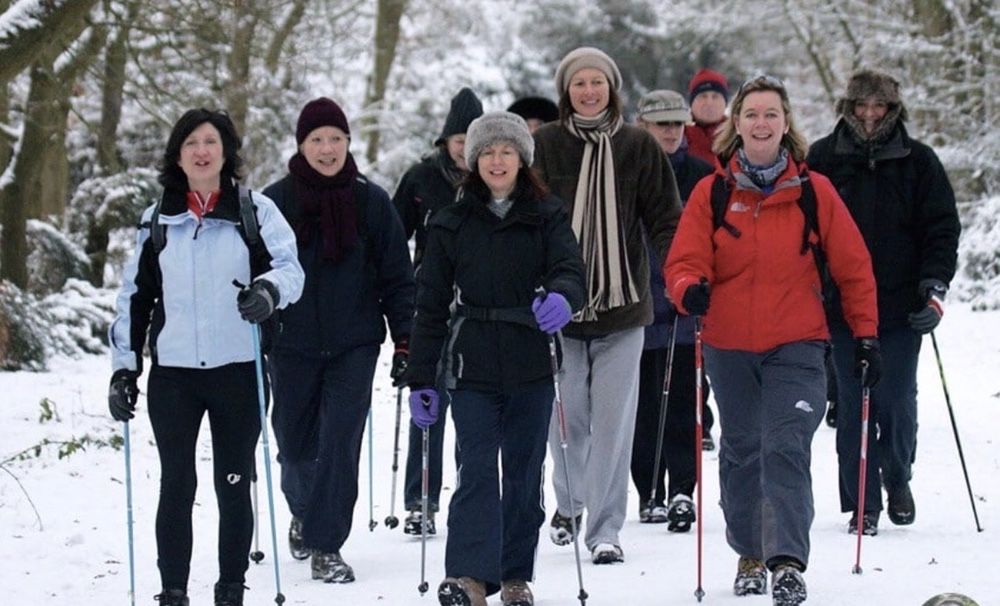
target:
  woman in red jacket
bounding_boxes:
[664,75,879,606]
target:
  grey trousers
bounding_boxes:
[704,340,826,570]
[548,327,644,550]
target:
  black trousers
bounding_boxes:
[630,345,710,506]
[147,362,262,591]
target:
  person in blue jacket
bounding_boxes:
[108,108,304,606]
[263,97,415,583]
[404,111,585,606]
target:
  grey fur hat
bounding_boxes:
[835,69,909,121]
[555,46,623,93]
[464,111,535,168]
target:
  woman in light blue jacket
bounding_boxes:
[107,108,303,606]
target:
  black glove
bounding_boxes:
[681,280,711,316]
[908,278,946,335]
[390,339,409,387]
[854,337,881,388]
[108,369,139,422]
[237,280,278,324]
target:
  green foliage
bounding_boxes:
[37,398,59,423]
[3,433,124,465]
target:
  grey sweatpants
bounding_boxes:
[704,340,826,570]
[549,327,644,550]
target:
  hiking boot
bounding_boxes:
[501,579,534,606]
[887,483,915,526]
[667,494,696,533]
[848,511,879,536]
[591,543,624,564]
[438,576,487,606]
[311,551,355,583]
[288,516,310,560]
[771,564,807,606]
[154,589,189,606]
[548,510,581,546]
[702,433,716,451]
[639,504,668,524]
[404,509,436,535]
[733,557,767,596]
[213,582,245,606]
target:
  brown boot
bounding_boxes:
[437,576,486,606]
[501,579,534,606]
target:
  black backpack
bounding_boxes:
[710,169,837,310]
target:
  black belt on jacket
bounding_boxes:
[455,304,537,328]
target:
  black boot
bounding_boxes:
[154,589,189,606]
[887,483,916,525]
[214,581,245,606]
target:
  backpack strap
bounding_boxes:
[238,185,260,249]
[149,195,166,254]
[710,175,742,238]
[797,169,819,255]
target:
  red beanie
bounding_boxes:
[296,97,350,144]
[688,69,730,103]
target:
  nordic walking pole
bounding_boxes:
[368,407,377,531]
[124,421,136,606]
[547,331,589,606]
[250,323,286,605]
[250,458,264,563]
[648,315,679,514]
[418,416,431,595]
[930,332,983,532]
[693,316,705,602]
[385,386,404,528]
[852,362,871,575]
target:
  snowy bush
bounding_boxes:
[0,279,115,371]
[953,195,1000,310]
[25,219,91,296]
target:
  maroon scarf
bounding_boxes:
[288,152,360,264]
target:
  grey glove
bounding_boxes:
[237,279,278,324]
[908,279,946,334]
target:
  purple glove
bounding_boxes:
[532,292,572,334]
[409,387,439,430]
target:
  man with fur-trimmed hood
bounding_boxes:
[807,69,960,537]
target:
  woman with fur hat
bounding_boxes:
[392,87,483,537]
[807,69,960,537]
[404,111,585,606]
[532,46,682,565]
[665,75,879,606]
[262,96,415,583]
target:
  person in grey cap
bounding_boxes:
[403,111,585,606]
[533,46,682,565]
[391,86,483,537]
[630,89,714,531]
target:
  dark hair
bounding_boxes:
[463,164,549,202]
[557,85,624,124]
[158,108,245,191]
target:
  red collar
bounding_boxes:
[186,190,220,220]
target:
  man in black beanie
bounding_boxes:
[507,96,559,134]
[391,86,483,536]
[807,69,960,537]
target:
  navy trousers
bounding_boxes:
[269,346,379,553]
[147,362,261,590]
[832,324,921,513]
[445,382,553,595]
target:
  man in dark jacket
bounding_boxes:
[807,70,960,536]
[630,89,714,530]
[391,87,483,535]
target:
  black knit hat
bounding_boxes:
[296,97,350,144]
[507,96,559,124]
[436,87,484,145]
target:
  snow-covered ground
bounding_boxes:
[1,306,996,605]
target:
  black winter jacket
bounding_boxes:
[392,151,460,268]
[405,190,586,392]
[807,121,960,330]
[263,174,415,358]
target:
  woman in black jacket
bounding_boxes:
[404,111,585,606]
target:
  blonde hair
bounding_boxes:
[712,75,810,163]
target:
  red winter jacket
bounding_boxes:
[664,156,877,353]
[685,121,724,166]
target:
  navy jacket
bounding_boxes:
[807,121,960,330]
[263,174,415,358]
[392,151,460,268]
[405,189,586,392]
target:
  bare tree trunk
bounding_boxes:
[224,3,261,136]
[265,0,308,72]
[0,0,100,83]
[97,4,135,175]
[362,0,407,166]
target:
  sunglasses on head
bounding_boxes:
[738,74,786,95]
